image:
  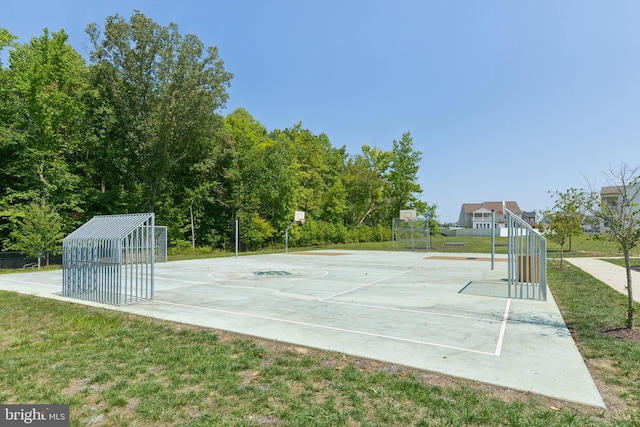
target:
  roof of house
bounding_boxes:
[461,201,521,215]
[600,185,625,195]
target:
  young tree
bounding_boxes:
[582,164,640,329]
[540,210,582,269]
[10,199,64,268]
[543,188,585,268]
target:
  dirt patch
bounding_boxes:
[599,327,640,344]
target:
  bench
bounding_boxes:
[442,242,466,252]
[22,263,38,269]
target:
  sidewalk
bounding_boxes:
[564,257,640,302]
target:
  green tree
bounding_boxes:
[423,202,439,239]
[580,164,640,329]
[543,188,585,268]
[9,199,64,268]
[321,179,347,224]
[384,131,425,221]
[0,28,18,61]
[541,211,582,269]
[4,29,89,224]
[343,146,390,227]
[270,124,346,220]
[238,211,275,251]
[86,11,233,217]
[0,28,20,249]
[222,108,271,222]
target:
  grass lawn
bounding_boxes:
[2,236,640,425]
[600,258,640,268]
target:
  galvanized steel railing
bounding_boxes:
[506,208,547,300]
[154,226,168,263]
[62,213,155,306]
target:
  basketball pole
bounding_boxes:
[285,221,295,253]
[286,211,305,254]
[235,219,239,258]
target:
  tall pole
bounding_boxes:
[425,214,430,253]
[235,219,239,258]
[491,210,495,270]
[285,221,295,253]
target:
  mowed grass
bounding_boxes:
[1,261,640,425]
[601,258,640,268]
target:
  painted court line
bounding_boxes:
[318,270,411,301]
[324,300,504,323]
[494,298,512,356]
[153,299,501,356]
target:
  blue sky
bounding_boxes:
[3,1,640,222]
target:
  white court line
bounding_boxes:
[325,300,503,323]
[318,270,411,301]
[494,298,512,356]
[153,299,499,356]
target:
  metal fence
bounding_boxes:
[62,213,156,306]
[154,226,168,263]
[392,218,430,252]
[0,251,61,269]
[506,208,547,300]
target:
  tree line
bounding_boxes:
[0,12,434,256]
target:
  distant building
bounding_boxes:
[599,184,640,232]
[521,211,538,228]
[458,201,536,229]
[600,186,626,210]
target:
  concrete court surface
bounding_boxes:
[0,250,604,408]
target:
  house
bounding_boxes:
[599,184,640,231]
[600,185,626,210]
[458,201,536,229]
[521,211,538,228]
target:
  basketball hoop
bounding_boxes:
[399,209,416,222]
[286,211,306,253]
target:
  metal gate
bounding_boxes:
[506,208,547,300]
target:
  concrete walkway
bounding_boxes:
[564,257,640,301]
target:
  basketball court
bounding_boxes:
[0,250,604,407]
